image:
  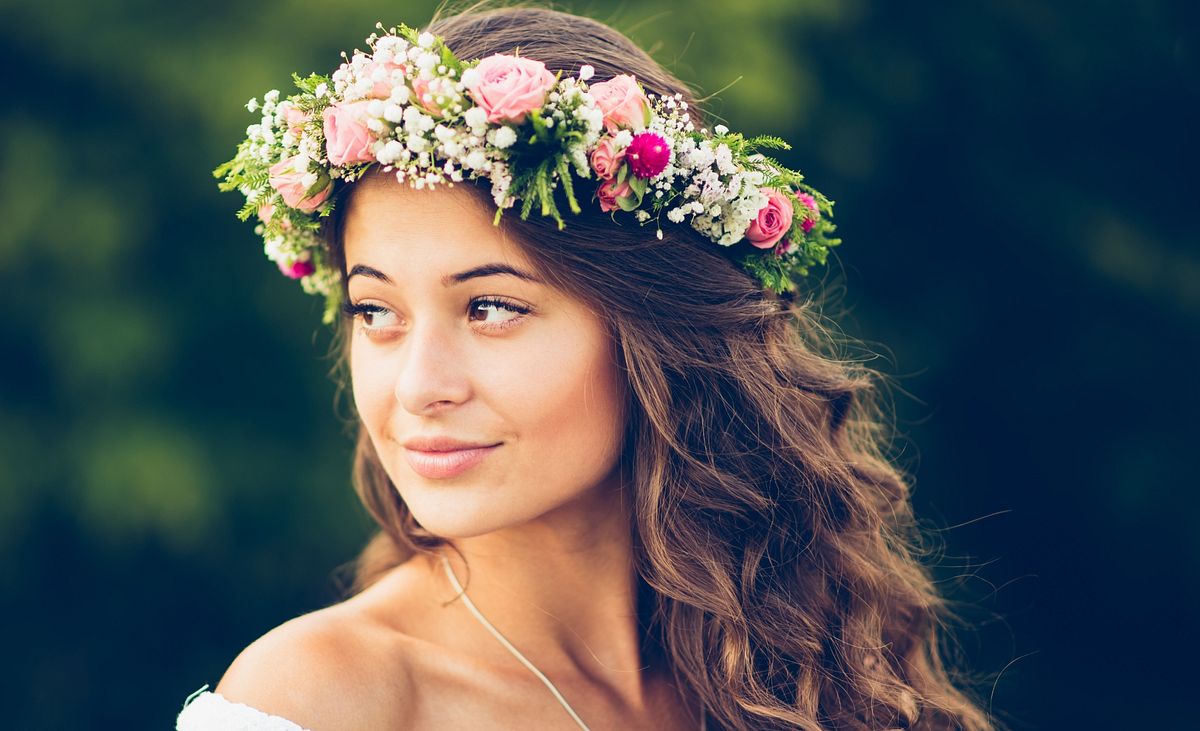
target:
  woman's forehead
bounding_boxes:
[347,173,488,231]
[343,178,528,272]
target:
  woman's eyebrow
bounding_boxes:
[445,263,543,286]
[346,262,543,286]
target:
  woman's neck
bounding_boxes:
[416,481,661,707]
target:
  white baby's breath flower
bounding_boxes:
[465,149,488,170]
[401,105,430,131]
[315,82,328,98]
[384,104,404,123]
[406,133,429,153]
[375,35,405,55]
[464,106,488,130]
[263,236,285,262]
[416,52,437,71]
[713,124,728,135]
[417,31,434,48]
[246,98,259,112]
[578,64,594,81]
[460,68,480,89]
[489,125,517,149]
[264,89,280,104]
[389,85,411,105]
[714,144,736,175]
[585,107,604,132]
[378,139,404,164]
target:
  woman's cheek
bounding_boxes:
[351,350,394,435]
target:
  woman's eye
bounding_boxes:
[340,301,399,329]
[468,297,531,330]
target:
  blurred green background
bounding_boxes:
[1,1,1195,728]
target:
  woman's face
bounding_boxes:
[342,175,628,539]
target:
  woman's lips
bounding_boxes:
[403,444,501,479]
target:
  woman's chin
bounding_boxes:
[396,487,519,539]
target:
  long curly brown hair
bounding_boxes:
[318,2,1002,729]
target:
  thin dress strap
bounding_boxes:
[438,554,707,730]
[440,554,592,729]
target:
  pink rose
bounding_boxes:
[589,136,626,180]
[268,156,332,213]
[597,177,633,213]
[284,107,311,136]
[794,191,820,233]
[323,101,376,166]
[257,203,293,230]
[278,258,316,280]
[588,74,651,133]
[361,59,408,99]
[411,75,448,117]
[465,54,557,125]
[745,188,794,249]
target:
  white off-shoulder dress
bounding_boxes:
[177,685,312,731]
[177,682,710,730]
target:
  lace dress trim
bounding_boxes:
[176,684,312,731]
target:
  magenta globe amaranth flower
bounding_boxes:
[278,258,316,279]
[625,132,671,178]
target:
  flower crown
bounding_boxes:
[214,22,842,324]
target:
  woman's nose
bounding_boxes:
[392,319,471,414]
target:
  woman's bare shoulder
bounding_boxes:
[213,565,427,731]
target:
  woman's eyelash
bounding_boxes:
[340,301,385,320]
[472,297,532,319]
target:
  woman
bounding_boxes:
[179,3,998,729]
